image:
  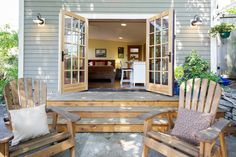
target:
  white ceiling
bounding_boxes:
[89,20,146,43]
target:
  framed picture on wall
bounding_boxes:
[118,47,124,58]
[95,48,107,57]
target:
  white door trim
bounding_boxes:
[18,0,24,78]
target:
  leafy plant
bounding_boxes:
[0,24,18,103]
[176,50,220,85]
[226,6,236,14]
[209,23,236,37]
[174,66,184,80]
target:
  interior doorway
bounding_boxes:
[87,20,146,90]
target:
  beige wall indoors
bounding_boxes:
[88,39,144,68]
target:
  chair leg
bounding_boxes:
[219,132,227,157]
[0,143,9,157]
[120,70,124,86]
[70,146,75,157]
[142,144,149,157]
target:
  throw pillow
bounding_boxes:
[89,62,93,66]
[107,61,112,66]
[171,107,214,145]
[9,104,50,146]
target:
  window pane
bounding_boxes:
[162,16,169,29]
[73,18,79,31]
[155,45,161,57]
[64,71,71,84]
[72,57,78,70]
[155,19,161,32]
[162,30,168,43]
[150,34,154,45]
[80,59,85,70]
[149,72,154,83]
[72,31,78,44]
[150,21,154,33]
[162,72,168,85]
[64,45,72,70]
[65,16,72,29]
[162,58,168,71]
[149,46,154,58]
[155,32,161,44]
[79,33,85,45]
[162,44,168,57]
[80,21,85,33]
[79,71,85,82]
[64,30,72,43]
[72,71,78,83]
[155,59,161,71]
[149,59,154,70]
[155,72,160,84]
[79,46,85,58]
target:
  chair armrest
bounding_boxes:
[196,118,231,143]
[138,108,177,121]
[0,119,13,144]
[47,106,81,123]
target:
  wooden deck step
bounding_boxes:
[49,117,170,133]
[48,106,226,133]
[47,100,179,107]
[53,106,175,118]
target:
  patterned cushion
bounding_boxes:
[171,107,214,145]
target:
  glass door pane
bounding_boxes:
[146,9,174,96]
[60,10,88,93]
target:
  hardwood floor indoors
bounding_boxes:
[88,80,145,91]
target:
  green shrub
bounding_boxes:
[176,50,220,85]
[0,24,18,103]
[174,66,184,80]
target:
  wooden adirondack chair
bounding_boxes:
[140,78,231,157]
[0,78,80,157]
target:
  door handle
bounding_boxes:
[62,51,69,62]
[168,52,172,63]
[62,51,65,62]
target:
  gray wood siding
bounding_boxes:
[23,0,211,92]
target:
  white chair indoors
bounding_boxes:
[120,61,133,86]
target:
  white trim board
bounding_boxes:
[18,0,24,78]
[78,13,155,19]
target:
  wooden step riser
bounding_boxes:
[48,110,225,119]
[74,111,146,118]
[47,101,179,107]
[54,124,169,133]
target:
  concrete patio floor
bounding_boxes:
[55,133,236,157]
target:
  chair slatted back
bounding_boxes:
[4,78,47,110]
[179,78,222,116]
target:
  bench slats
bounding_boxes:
[10,132,70,157]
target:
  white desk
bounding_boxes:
[132,62,146,86]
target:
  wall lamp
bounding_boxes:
[33,13,45,26]
[191,15,203,26]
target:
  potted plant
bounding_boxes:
[209,23,236,38]
[176,50,220,88]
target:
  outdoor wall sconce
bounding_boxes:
[33,13,45,26]
[191,15,203,26]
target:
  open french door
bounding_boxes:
[146,9,175,96]
[59,10,88,93]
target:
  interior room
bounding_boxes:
[88,20,146,90]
